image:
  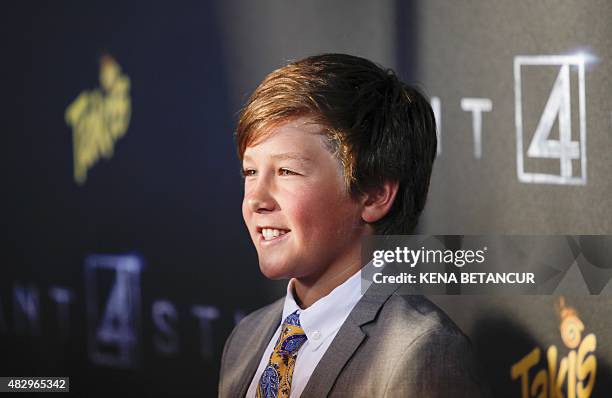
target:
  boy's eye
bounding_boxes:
[279,168,298,176]
[242,168,256,177]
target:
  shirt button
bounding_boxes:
[312,331,321,340]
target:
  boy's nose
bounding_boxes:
[246,184,276,213]
[247,196,275,213]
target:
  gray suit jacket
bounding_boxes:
[219,281,489,397]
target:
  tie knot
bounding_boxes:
[278,310,307,355]
[282,310,302,327]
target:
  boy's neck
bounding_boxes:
[292,259,362,309]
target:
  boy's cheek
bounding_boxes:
[241,208,258,244]
[241,204,251,229]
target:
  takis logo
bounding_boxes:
[65,55,131,185]
[511,297,597,398]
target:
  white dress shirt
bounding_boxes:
[246,269,364,398]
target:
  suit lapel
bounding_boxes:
[301,281,399,397]
[300,320,365,397]
[234,300,283,398]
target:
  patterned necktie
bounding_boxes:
[257,310,308,398]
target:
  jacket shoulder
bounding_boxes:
[219,297,284,396]
[375,295,490,397]
[234,297,284,332]
[376,294,466,339]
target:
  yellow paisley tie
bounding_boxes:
[256,310,307,398]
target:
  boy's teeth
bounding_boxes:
[261,228,287,241]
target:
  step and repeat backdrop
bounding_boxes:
[2,1,611,396]
[416,2,612,397]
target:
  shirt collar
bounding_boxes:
[281,268,364,351]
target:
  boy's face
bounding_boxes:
[242,116,366,281]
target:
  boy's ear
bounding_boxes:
[361,180,399,223]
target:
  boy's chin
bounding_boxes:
[258,259,295,280]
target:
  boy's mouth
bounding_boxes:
[257,226,291,241]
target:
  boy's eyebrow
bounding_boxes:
[243,152,312,163]
[271,152,312,162]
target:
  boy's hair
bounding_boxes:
[236,53,437,234]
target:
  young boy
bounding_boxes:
[219,54,486,397]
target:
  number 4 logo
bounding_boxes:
[514,55,587,185]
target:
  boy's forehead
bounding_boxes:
[243,117,328,158]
